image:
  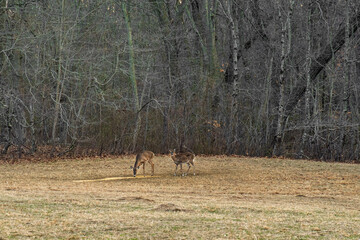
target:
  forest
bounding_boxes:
[1,0,360,162]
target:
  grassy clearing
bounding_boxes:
[1,155,359,239]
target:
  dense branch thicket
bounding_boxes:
[1,0,360,162]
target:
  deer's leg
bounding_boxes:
[174,164,178,176]
[185,163,191,176]
[191,161,195,175]
[143,162,146,176]
[180,163,185,177]
[148,160,154,176]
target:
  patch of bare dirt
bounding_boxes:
[154,203,188,212]
[115,197,155,202]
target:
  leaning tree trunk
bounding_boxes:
[285,10,360,117]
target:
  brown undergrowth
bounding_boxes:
[1,156,359,239]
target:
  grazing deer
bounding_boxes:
[169,149,196,176]
[130,151,155,177]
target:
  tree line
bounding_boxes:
[1,0,360,162]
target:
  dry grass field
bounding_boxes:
[0,155,359,239]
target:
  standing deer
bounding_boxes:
[169,149,196,176]
[131,151,155,177]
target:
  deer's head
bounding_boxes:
[130,165,140,177]
[169,149,176,157]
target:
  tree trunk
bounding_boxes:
[218,0,240,153]
[263,53,273,150]
[273,0,294,156]
[299,1,313,159]
[122,1,141,152]
[51,0,66,156]
[205,0,219,72]
[338,0,352,161]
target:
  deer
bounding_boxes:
[130,150,155,177]
[169,149,196,176]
